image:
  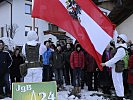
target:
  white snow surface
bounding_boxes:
[57,85,106,100]
[1,85,108,100]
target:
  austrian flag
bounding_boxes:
[32,0,114,70]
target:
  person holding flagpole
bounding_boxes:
[101,34,128,100]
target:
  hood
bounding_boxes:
[75,43,81,49]
[75,43,82,52]
[27,31,38,41]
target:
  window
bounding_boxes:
[25,0,32,2]
[35,27,38,35]
[25,4,32,14]
[25,26,38,36]
[103,11,107,16]
[0,27,4,37]
[25,26,31,36]
[48,23,58,32]
[98,0,104,2]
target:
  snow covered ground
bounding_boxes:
[58,85,108,100]
[1,85,109,100]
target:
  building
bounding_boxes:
[0,0,111,47]
[108,0,133,41]
[0,0,50,46]
[94,0,133,41]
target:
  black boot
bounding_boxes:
[88,87,93,91]
[117,96,123,100]
[0,94,5,99]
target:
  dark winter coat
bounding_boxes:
[70,50,85,69]
[63,49,73,64]
[98,49,113,87]
[85,53,98,72]
[128,55,133,84]
[102,49,112,74]
[50,50,64,69]
[10,54,24,77]
[0,51,12,76]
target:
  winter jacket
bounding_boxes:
[0,51,12,76]
[50,50,64,69]
[99,50,113,87]
[105,43,127,68]
[63,49,73,64]
[70,50,85,69]
[85,53,97,72]
[42,48,52,65]
[128,55,133,84]
[102,49,112,74]
[10,54,24,77]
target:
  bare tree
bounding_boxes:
[5,24,19,39]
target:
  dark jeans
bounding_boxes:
[10,77,20,83]
[129,84,133,100]
[123,69,129,94]
[54,69,63,86]
[81,69,87,88]
[42,65,52,81]
[64,63,73,85]
[0,73,10,95]
[10,75,21,92]
[10,72,21,84]
[87,72,98,91]
[98,68,113,92]
[73,68,81,87]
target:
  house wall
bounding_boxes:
[0,0,48,46]
[0,2,11,37]
[116,14,133,42]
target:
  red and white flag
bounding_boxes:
[32,0,114,70]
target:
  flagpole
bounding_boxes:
[32,0,35,31]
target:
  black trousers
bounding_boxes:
[10,73,21,92]
[73,68,81,87]
[87,72,98,91]
[42,65,52,81]
[64,63,73,85]
[10,70,21,84]
[123,69,129,94]
[81,69,87,88]
[129,84,133,100]
[0,73,10,95]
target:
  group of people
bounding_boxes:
[0,31,133,100]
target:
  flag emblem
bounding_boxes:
[65,0,81,22]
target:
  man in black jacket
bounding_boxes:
[50,45,64,90]
[0,40,12,99]
[63,43,73,85]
